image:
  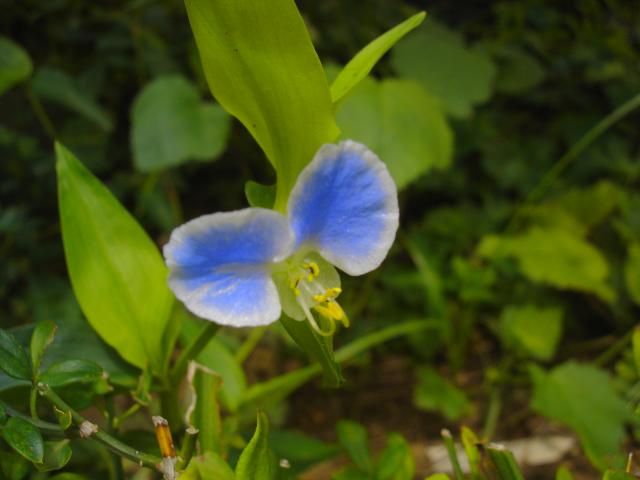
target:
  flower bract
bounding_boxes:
[163,141,399,335]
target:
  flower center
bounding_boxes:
[287,259,349,337]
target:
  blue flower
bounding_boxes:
[163,141,399,335]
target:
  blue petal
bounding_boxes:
[287,141,399,275]
[163,208,293,327]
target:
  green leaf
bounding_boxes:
[331,12,426,105]
[236,412,277,480]
[131,75,231,172]
[0,37,32,95]
[245,181,276,209]
[50,475,89,480]
[30,320,57,377]
[633,327,640,375]
[181,452,235,480]
[336,77,452,189]
[31,67,112,131]
[391,20,496,118]
[624,243,640,305]
[555,466,575,480]
[2,417,44,463]
[182,318,247,412]
[603,471,637,480]
[460,427,482,480]
[494,46,545,94]
[486,444,525,480]
[530,362,630,470]
[375,433,414,480]
[0,451,30,480]
[478,227,615,302]
[34,440,72,472]
[280,315,344,388]
[336,420,373,473]
[39,360,102,387]
[0,329,31,380]
[413,367,470,420]
[269,430,339,466]
[184,0,339,209]
[425,475,451,480]
[56,142,174,373]
[500,305,563,361]
[187,365,222,454]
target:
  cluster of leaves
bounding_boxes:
[2,0,640,478]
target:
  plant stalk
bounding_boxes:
[38,384,162,469]
[170,322,220,385]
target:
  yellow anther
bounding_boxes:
[304,261,320,278]
[312,293,328,303]
[314,301,345,321]
[325,287,341,298]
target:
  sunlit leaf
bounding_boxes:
[530,362,630,470]
[331,12,425,105]
[391,20,496,118]
[0,37,32,95]
[336,77,452,189]
[184,0,339,209]
[56,143,174,373]
[31,67,112,131]
[500,305,563,361]
[131,75,231,172]
[478,228,614,301]
[236,412,277,480]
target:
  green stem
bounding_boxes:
[29,387,39,419]
[507,91,640,231]
[170,322,220,385]
[177,427,199,470]
[235,327,266,364]
[482,388,502,440]
[2,402,63,435]
[38,384,162,469]
[24,86,57,140]
[594,328,634,367]
[441,429,464,480]
[242,319,442,406]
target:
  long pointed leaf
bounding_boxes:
[185,0,339,209]
[331,12,426,105]
[56,143,173,373]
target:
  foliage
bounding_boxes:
[2,0,640,478]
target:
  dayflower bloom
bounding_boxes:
[163,141,399,336]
